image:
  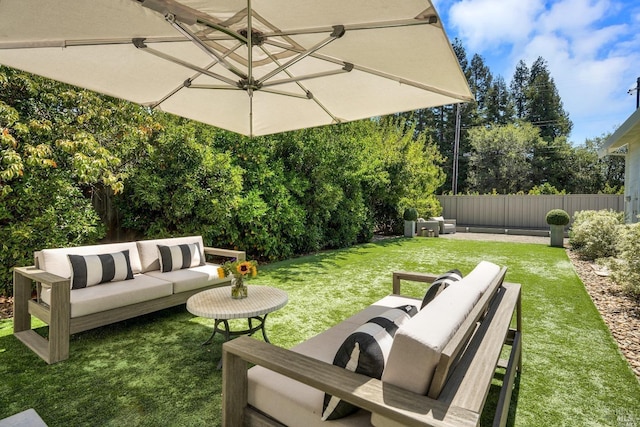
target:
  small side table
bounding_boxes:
[186,285,288,366]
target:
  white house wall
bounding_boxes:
[626,141,640,223]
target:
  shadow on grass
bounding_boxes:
[0,307,231,426]
[260,236,407,282]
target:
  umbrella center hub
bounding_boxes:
[238,77,262,92]
[239,28,265,46]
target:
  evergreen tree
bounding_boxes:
[510,60,529,119]
[525,57,573,141]
[468,54,493,124]
[485,75,515,125]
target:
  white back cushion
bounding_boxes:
[136,236,205,273]
[38,242,141,278]
[381,282,482,395]
[460,260,501,294]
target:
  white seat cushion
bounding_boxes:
[41,274,173,318]
[136,236,205,273]
[145,264,226,293]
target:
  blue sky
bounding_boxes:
[433,0,640,145]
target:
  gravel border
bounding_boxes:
[566,249,640,380]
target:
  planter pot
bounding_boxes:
[549,224,565,247]
[404,220,416,237]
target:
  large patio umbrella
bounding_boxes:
[0,0,472,137]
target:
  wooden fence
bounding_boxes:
[436,195,624,230]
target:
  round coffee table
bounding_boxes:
[186,285,288,347]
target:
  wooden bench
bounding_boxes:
[221,268,521,427]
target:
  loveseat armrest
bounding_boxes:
[444,219,456,226]
[392,271,438,294]
[203,247,246,262]
[222,337,479,427]
[13,266,71,364]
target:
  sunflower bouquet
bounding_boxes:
[218,259,257,298]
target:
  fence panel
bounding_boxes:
[436,194,624,230]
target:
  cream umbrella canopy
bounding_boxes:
[0,0,472,137]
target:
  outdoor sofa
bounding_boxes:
[431,216,457,234]
[13,235,244,364]
[222,261,521,427]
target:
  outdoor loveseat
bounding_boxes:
[13,235,244,364]
[222,261,521,427]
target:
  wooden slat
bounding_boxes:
[493,331,521,427]
[244,409,285,427]
[14,330,50,363]
[28,300,50,324]
[438,283,521,412]
[13,266,69,287]
[222,337,479,427]
[13,269,32,333]
[204,247,246,261]
[392,271,437,294]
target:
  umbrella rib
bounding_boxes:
[260,16,439,38]
[260,65,353,88]
[256,45,342,124]
[169,17,248,80]
[262,39,473,102]
[257,25,345,85]
[133,38,239,87]
[150,41,245,109]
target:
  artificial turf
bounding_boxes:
[1,237,638,426]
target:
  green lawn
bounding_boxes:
[1,237,639,426]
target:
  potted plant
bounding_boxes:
[546,209,570,247]
[403,208,418,237]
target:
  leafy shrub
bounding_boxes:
[569,210,624,260]
[546,209,570,226]
[607,224,640,296]
[403,208,418,221]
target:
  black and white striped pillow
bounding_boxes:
[321,305,418,421]
[157,243,204,273]
[68,250,134,290]
[420,268,463,309]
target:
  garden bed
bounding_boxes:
[567,249,640,379]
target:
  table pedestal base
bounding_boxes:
[202,315,271,368]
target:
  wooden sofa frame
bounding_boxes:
[222,267,521,427]
[13,246,245,364]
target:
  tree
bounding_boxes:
[485,75,515,125]
[468,54,493,124]
[525,57,573,141]
[510,60,529,119]
[0,66,145,294]
[466,123,542,194]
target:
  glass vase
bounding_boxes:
[231,276,248,299]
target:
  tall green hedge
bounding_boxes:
[0,68,445,296]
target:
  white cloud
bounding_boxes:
[443,0,640,143]
[448,0,544,50]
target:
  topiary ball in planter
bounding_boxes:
[546,209,569,247]
[403,208,418,222]
[546,209,570,226]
